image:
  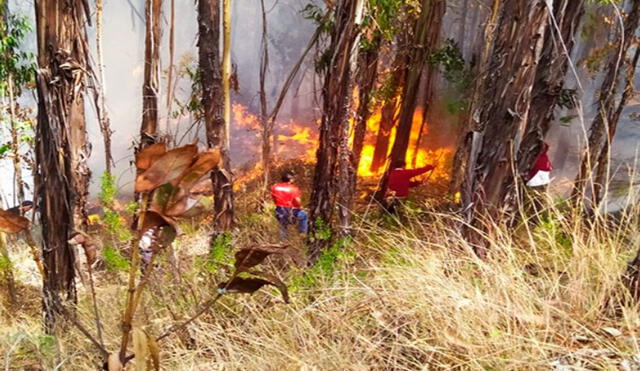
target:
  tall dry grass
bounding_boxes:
[2,184,640,370]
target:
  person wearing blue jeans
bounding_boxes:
[271,171,308,240]
[275,206,308,240]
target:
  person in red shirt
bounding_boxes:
[270,171,308,240]
[387,161,435,198]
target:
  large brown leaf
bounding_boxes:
[135,144,198,193]
[177,149,221,190]
[218,277,272,295]
[135,143,167,171]
[234,244,288,271]
[0,209,29,234]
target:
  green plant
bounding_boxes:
[103,245,130,271]
[0,13,36,97]
[206,232,234,273]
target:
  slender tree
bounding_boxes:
[198,0,233,233]
[139,0,162,150]
[308,0,363,258]
[516,0,585,195]
[573,0,640,207]
[34,0,92,330]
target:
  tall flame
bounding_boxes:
[230,98,452,187]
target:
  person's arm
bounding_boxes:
[292,186,302,208]
[403,165,435,178]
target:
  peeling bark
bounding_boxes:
[139,0,162,150]
[573,0,640,206]
[464,0,550,255]
[309,0,363,259]
[198,0,234,232]
[35,0,92,331]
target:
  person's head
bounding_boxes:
[393,160,407,169]
[281,171,295,183]
[21,200,33,212]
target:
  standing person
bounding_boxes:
[270,171,308,240]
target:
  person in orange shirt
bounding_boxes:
[270,171,308,240]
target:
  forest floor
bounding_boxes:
[2,166,640,370]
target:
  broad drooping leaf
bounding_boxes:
[135,143,167,171]
[218,277,272,295]
[234,244,288,271]
[173,196,212,218]
[176,149,221,190]
[135,144,198,193]
[163,149,220,217]
[0,208,29,234]
[149,184,176,214]
[257,271,290,303]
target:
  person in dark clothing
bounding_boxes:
[270,171,308,240]
[6,200,33,216]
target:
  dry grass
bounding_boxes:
[2,188,640,370]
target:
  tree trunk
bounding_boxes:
[8,76,25,209]
[388,0,445,168]
[465,0,550,255]
[457,0,469,54]
[139,0,162,150]
[516,0,584,182]
[308,0,362,259]
[95,0,114,174]
[259,0,271,190]
[35,0,92,331]
[351,39,380,179]
[593,45,640,205]
[376,0,445,199]
[450,0,501,196]
[573,0,640,206]
[198,0,233,232]
[370,26,411,174]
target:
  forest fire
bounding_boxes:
[231,101,452,186]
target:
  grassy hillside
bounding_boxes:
[2,190,640,370]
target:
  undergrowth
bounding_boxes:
[2,188,640,369]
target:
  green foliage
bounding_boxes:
[429,39,472,114]
[291,238,355,291]
[172,62,204,122]
[310,217,332,242]
[0,142,11,157]
[98,172,118,208]
[429,39,469,88]
[361,0,402,45]
[206,232,234,273]
[103,245,130,271]
[99,171,132,242]
[0,13,36,97]
[0,253,12,273]
[302,3,333,32]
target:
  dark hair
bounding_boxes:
[22,200,33,207]
[281,171,295,183]
[393,160,407,168]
